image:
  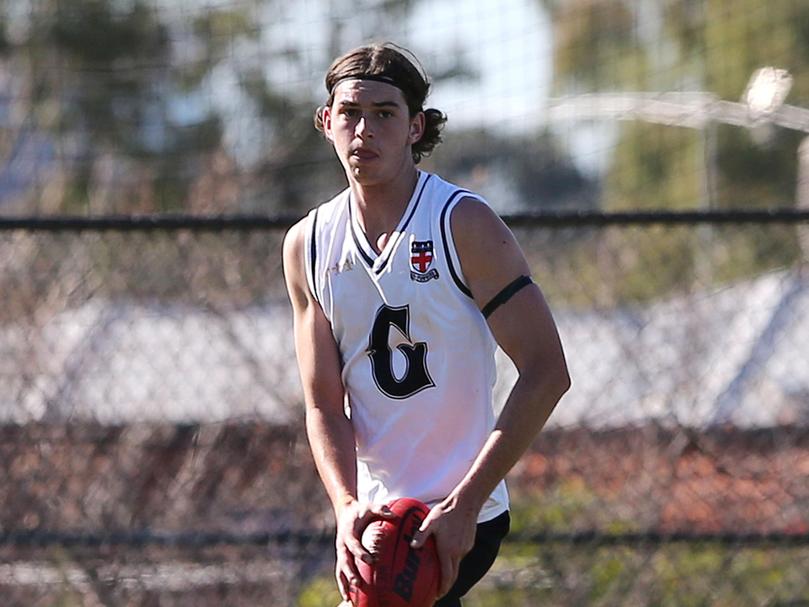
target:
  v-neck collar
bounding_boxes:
[348,171,431,275]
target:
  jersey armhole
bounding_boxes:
[303,207,320,304]
[440,191,484,299]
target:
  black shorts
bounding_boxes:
[434,510,510,607]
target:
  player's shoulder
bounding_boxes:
[451,194,501,230]
[416,172,490,227]
[421,171,465,199]
[422,170,487,205]
[302,185,351,217]
[432,176,502,245]
[283,189,350,259]
[282,217,307,276]
[445,185,518,272]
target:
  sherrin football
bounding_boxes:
[349,497,441,607]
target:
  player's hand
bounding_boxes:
[409,497,478,598]
[334,499,395,602]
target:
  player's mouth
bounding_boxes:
[351,148,379,161]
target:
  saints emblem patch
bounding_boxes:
[410,240,439,283]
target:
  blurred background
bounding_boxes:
[1,1,809,605]
[2,0,807,218]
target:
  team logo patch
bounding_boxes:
[410,240,439,283]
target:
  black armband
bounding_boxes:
[481,275,533,319]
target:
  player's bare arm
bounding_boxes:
[412,197,571,595]
[282,220,394,601]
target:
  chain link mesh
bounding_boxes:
[2,217,808,605]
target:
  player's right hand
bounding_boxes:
[334,499,395,602]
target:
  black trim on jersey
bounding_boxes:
[309,207,320,303]
[347,173,432,275]
[439,189,474,298]
[373,173,432,274]
[482,275,533,319]
[347,199,376,268]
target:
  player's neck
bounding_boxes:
[350,164,419,249]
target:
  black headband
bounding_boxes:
[329,73,405,95]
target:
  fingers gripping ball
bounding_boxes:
[349,498,441,607]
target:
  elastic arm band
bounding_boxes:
[481,275,533,319]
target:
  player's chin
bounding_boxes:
[349,165,385,185]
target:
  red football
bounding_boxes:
[349,497,441,607]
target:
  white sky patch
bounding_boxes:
[408,0,553,134]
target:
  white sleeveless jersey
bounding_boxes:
[304,170,508,523]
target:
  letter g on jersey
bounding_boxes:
[368,304,435,399]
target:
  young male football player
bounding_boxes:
[283,42,570,606]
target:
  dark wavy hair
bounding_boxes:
[314,42,447,164]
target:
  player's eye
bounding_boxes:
[378,110,393,118]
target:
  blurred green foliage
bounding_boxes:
[540,0,809,300]
[546,0,809,211]
[0,0,596,217]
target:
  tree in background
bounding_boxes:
[667,0,809,210]
[423,129,596,212]
[542,0,808,298]
[0,0,346,215]
[545,0,809,209]
[1,1,228,214]
[1,0,595,216]
[545,0,809,211]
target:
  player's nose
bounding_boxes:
[356,114,374,138]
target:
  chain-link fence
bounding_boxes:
[2,214,809,606]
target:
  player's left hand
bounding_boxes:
[408,496,478,597]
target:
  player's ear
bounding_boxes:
[322,105,335,142]
[408,111,425,145]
